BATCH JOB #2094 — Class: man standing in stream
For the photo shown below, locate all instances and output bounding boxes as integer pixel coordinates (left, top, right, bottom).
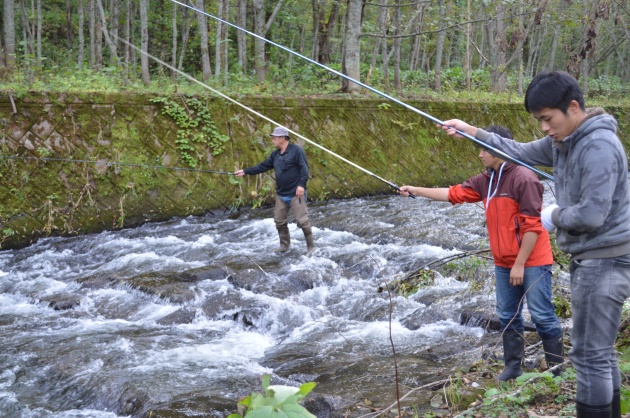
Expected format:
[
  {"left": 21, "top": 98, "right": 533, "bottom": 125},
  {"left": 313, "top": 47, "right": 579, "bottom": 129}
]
[
  {"left": 439, "top": 71, "right": 630, "bottom": 418},
  {"left": 235, "top": 126, "right": 315, "bottom": 256}
]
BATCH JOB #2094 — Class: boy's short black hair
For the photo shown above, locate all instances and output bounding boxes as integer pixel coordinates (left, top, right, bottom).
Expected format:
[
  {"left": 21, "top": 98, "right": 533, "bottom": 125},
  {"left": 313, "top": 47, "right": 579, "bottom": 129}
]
[
  {"left": 484, "top": 125, "right": 513, "bottom": 140},
  {"left": 524, "top": 71, "right": 585, "bottom": 114}
]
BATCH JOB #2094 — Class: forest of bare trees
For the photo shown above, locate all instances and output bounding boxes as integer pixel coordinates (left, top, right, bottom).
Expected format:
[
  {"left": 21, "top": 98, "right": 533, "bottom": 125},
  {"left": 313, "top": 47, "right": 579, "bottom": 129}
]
[{"left": 1, "top": 0, "right": 629, "bottom": 95}]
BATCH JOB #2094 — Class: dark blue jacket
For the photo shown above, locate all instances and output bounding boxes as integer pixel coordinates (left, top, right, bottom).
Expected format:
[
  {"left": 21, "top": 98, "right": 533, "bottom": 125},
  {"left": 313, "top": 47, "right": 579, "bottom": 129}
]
[{"left": 244, "top": 142, "right": 309, "bottom": 196}]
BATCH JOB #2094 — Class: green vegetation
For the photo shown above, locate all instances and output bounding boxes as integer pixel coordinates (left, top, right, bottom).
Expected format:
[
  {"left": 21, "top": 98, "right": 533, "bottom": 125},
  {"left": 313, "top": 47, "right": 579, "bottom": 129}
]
[
  {"left": 3, "top": 67, "right": 629, "bottom": 107},
  {"left": 228, "top": 374, "right": 317, "bottom": 418},
  {"left": 151, "top": 96, "right": 229, "bottom": 167}
]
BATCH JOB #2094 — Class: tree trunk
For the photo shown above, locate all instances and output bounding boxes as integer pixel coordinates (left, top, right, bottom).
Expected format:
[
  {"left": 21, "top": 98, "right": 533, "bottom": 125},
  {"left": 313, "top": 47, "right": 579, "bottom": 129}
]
[
  {"left": 237, "top": 0, "right": 247, "bottom": 74},
  {"left": 465, "top": 0, "right": 471, "bottom": 89},
  {"left": 317, "top": 0, "right": 341, "bottom": 64},
  {"left": 517, "top": 0, "right": 524, "bottom": 95},
  {"left": 124, "top": 0, "right": 131, "bottom": 76},
  {"left": 299, "top": 24, "right": 306, "bottom": 55},
  {"left": 19, "top": 0, "right": 36, "bottom": 58},
  {"left": 253, "top": 0, "right": 266, "bottom": 82},
  {"left": 433, "top": 0, "right": 447, "bottom": 92},
  {"left": 195, "top": 0, "right": 212, "bottom": 82},
  {"left": 546, "top": 26, "right": 559, "bottom": 71},
  {"left": 78, "top": 0, "right": 85, "bottom": 69},
  {"left": 66, "top": 0, "right": 74, "bottom": 47},
  {"left": 140, "top": 0, "right": 150, "bottom": 84},
  {"left": 109, "top": 0, "right": 119, "bottom": 65},
  {"left": 171, "top": 2, "right": 177, "bottom": 80},
  {"left": 380, "top": 0, "right": 389, "bottom": 91},
  {"left": 36, "top": 0, "right": 42, "bottom": 65},
  {"left": 215, "top": 0, "right": 224, "bottom": 79},
  {"left": 340, "top": 0, "right": 363, "bottom": 94},
  {"left": 0, "top": 32, "right": 5, "bottom": 70},
  {"left": 96, "top": 0, "right": 117, "bottom": 66},
  {"left": 3, "top": 0, "right": 16, "bottom": 69},
  {"left": 222, "top": 0, "right": 229, "bottom": 85},
  {"left": 311, "top": 0, "right": 320, "bottom": 61},
  {"left": 89, "top": 0, "right": 96, "bottom": 68},
  {"left": 129, "top": 0, "right": 135, "bottom": 66},
  {"left": 392, "top": 0, "right": 401, "bottom": 90},
  {"left": 491, "top": 0, "right": 507, "bottom": 92},
  {"left": 96, "top": 2, "right": 103, "bottom": 70},
  {"left": 177, "top": 6, "right": 191, "bottom": 71}
]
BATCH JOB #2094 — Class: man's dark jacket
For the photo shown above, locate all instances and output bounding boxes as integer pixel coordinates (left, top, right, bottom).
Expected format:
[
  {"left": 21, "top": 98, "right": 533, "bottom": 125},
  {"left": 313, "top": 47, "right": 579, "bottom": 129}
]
[{"left": 244, "top": 142, "right": 309, "bottom": 196}]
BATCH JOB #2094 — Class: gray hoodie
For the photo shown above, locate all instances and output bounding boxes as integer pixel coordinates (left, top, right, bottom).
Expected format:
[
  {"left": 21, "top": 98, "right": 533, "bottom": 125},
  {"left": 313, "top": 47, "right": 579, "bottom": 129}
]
[{"left": 475, "top": 108, "right": 630, "bottom": 258}]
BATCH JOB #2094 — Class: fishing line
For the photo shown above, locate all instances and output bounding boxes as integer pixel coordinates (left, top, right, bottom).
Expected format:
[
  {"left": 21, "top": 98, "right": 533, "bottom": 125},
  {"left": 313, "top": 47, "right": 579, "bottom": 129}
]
[
  {"left": 168, "top": 0, "right": 554, "bottom": 182},
  {"left": 0, "top": 155, "right": 234, "bottom": 175},
  {"left": 99, "top": 27, "right": 413, "bottom": 196}
]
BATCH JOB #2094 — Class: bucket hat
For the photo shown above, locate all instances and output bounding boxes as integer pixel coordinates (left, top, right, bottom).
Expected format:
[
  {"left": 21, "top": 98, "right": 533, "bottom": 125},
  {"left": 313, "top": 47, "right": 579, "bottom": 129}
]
[{"left": 270, "top": 127, "right": 290, "bottom": 138}]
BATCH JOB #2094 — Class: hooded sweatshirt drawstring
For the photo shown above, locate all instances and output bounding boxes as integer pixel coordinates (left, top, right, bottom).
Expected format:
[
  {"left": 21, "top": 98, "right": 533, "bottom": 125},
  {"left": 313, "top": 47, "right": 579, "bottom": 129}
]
[{"left": 486, "top": 162, "right": 507, "bottom": 211}]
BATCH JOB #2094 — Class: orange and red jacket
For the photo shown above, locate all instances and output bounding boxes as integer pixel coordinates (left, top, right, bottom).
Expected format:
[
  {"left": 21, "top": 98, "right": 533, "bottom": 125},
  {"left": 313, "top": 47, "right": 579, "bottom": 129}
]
[{"left": 447, "top": 163, "right": 553, "bottom": 269}]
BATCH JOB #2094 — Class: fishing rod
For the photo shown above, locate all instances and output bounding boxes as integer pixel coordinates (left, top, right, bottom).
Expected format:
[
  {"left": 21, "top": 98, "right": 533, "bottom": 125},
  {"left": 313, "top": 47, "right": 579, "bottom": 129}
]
[
  {"left": 100, "top": 26, "right": 413, "bottom": 197},
  {"left": 0, "top": 155, "right": 234, "bottom": 175},
  {"left": 169, "top": 0, "right": 554, "bottom": 182}
]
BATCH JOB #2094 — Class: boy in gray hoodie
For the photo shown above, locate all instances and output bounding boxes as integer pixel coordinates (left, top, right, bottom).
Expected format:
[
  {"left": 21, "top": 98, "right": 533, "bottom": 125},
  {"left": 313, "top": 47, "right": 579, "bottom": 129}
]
[{"left": 440, "top": 71, "right": 630, "bottom": 418}]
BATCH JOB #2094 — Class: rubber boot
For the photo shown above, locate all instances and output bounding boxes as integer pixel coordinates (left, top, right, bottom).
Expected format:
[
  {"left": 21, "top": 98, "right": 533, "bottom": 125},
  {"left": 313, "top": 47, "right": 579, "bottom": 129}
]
[
  {"left": 303, "top": 227, "right": 315, "bottom": 256},
  {"left": 575, "top": 400, "right": 612, "bottom": 418},
  {"left": 274, "top": 226, "right": 291, "bottom": 253},
  {"left": 542, "top": 333, "right": 564, "bottom": 377},
  {"left": 497, "top": 331, "right": 524, "bottom": 381},
  {"left": 612, "top": 388, "right": 621, "bottom": 418}
]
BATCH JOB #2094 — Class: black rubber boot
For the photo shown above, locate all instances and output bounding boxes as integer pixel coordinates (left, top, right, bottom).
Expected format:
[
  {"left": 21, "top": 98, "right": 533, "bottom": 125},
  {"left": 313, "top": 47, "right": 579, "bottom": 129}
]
[
  {"left": 612, "top": 388, "right": 621, "bottom": 418},
  {"left": 542, "top": 333, "right": 564, "bottom": 377},
  {"left": 575, "top": 400, "right": 612, "bottom": 418},
  {"left": 497, "top": 331, "right": 524, "bottom": 381},
  {"left": 274, "top": 226, "right": 291, "bottom": 253}
]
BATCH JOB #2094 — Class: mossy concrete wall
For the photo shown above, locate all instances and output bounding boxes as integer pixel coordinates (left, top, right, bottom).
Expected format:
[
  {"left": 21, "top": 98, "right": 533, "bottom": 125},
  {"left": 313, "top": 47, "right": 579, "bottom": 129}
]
[{"left": 1, "top": 92, "right": 628, "bottom": 250}]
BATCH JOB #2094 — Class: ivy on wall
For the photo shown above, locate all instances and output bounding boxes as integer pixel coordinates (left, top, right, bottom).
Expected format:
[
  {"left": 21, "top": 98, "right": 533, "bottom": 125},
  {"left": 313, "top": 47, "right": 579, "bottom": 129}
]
[{"left": 150, "top": 96, "right": 229, "bottom": 168}]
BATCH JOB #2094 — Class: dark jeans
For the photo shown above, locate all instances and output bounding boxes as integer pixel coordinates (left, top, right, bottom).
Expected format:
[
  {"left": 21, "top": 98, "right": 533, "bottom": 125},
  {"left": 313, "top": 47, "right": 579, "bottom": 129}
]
[
  {"left": 495, "top": 265, "right": 562, "bottom": 340},
  {"left": 569, "top": 255, "right": 630, "bottom": 405}
]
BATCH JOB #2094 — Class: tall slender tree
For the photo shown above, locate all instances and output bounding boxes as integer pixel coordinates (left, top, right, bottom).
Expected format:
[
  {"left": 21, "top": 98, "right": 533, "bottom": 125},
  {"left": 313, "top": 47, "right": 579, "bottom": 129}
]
[
  {"left": 109, "top": 0, "right": 119, "bottom": 65},
  {"left": 171, "top": 3, "right": 177, "bottom": 80},
  {"left": 140, "top": 0, "right": 150, "bottom": 84},
  {"left": 195, "top": 0, "right": 212, "bottom": 82},
  {"left": 433, "top": 0, "right": 447, "bottom": 92},
  {"left": 3, "top": 0, "right": 16, "bottom": 70},
  {"left": 340, "top": 0, "right": 363, "bottom": 93},
  {"left": 236, "top": 0, "right": 247, "bottom": 74},
  {"left": 78, "top": 0, "right": 85, "bottom": 69}
]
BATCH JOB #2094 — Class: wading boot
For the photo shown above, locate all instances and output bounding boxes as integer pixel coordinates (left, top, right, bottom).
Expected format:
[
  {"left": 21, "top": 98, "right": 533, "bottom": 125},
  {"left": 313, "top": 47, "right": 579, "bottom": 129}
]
[
  {"left": 274, "top": 226, "right": 291, "bottom": 253},
  {"left": 575, "top": 400, "right": 612, "bottom": 418},
  {"left": 497, "top": 331, "right": 524, "bottom": 381},
  {"left": 303, "top": 227, "right": 315, "bottom": 256},
  {"left": 542, "top": 333, "right": 564, "bottom": 377},
  {"left": 612, "top": 388, "right": 621, "bottom": 418}
]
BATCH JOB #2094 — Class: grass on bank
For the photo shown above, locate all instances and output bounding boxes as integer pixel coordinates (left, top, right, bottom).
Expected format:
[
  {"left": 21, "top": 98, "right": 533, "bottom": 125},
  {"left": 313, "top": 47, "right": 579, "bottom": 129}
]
[
  {"left": 2, "top": 66, "right": 630, "bottom": 107},
  {"left": 425, "top": 327, "right": 630, "bottom": 418}
]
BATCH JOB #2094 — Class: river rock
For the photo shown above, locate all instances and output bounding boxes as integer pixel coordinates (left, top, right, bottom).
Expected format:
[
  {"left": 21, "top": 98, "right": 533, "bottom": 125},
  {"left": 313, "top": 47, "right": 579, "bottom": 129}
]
[
  {"left": 40, "top": 293, "right": 82, "bottom": 310},
  {"left": 123, "top": 272, "right": 197, "bottom": 303},
  {"left": 156, "top": 308, "right": 196, "bottom": 325}
]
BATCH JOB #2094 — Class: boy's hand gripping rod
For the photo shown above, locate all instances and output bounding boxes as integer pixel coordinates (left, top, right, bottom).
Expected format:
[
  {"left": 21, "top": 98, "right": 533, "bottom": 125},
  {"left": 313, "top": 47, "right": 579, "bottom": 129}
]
[{"left": 169, "top": 0, "right": 554, "bottom": 183}]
